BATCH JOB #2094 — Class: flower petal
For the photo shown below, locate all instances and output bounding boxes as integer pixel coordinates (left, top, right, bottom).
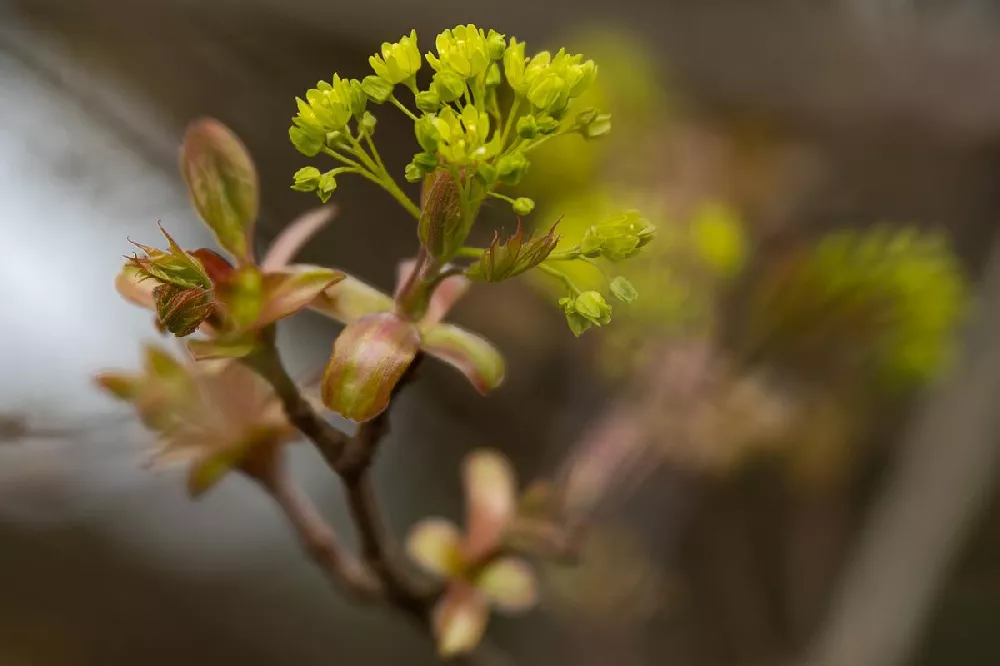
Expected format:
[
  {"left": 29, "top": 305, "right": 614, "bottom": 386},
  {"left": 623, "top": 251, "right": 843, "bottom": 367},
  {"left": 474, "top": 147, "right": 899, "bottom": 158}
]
[
  {"left": 310, "top": 276, "right": 395, "bottom": 324},
  {"left": 115, "top": 265, "right": 157, "bottom": 310},
  {"left": 462, "top": 449, "right": 516, "bottom": 562},
  {"left": 405, "top": 518, "right": 464, "bottom": 577},
  {"left": 321, "top": 313, "right": 420, "bottom": 422},
  {"left": 419, "top": 323, "right": 505, "bottom": 394},
  {"left": 256, "top": 265, "right": 346, "bottom": 327},
  {"left": 260, "top": 205, "right": 338, "bottom": 271},
  {"left": 433, "top": 583, "right": 489, "bottom": 658},
  {"left": 180, "top": 118, "right": 259, "bottom": 261},
  {"left": 476, "top": 557, "right": 538, "bottom": 614}
]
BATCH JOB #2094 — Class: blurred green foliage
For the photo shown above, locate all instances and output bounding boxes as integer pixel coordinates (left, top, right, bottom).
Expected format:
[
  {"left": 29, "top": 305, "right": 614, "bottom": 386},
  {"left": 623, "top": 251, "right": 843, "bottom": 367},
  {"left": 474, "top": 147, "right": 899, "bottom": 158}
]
[{"left": 744, "top": 227, "right": 968, "bottom": 390}]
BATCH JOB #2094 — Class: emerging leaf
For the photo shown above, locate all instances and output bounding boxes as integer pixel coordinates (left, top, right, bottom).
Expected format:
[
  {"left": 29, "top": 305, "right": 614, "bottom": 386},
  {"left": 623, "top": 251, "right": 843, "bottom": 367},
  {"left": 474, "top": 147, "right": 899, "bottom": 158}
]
[
  {"left": 419, "top": 170, "right": 465, "bottom": 260},
  {"left": 476, "top": 557, "right": 538, "bottom": 613},
  {"left": 462, "top": 449, "right": 516, "bottom": 562},
  {"left": 180, "top": 118, "right": 259, "bottom": 261},
  {"left": 433, "top": 584, "right": 489, "bottom": 658},
  {"left": 467, "top": 219, "right": 559, "bottom": 282},
  {"left": 128, "top": 223, "right": 212, "bottom": 291},
  {"left": 152, "top": 283, "right": 215, "bottom": 337},
  {"left": 406, "top": 518, "right": 465, "bottom": 577},
  {"left": 419, "top": 323, "right": 505, "bottom": 394},
  {"left": 321, "top": 313, "right": 420, "bottom": 422},
  {"left": 256, "top": 266, "right": 345, "bottom": 327},
  {"left": 311, "top": 276, "right": 395, "bottom": 324}
]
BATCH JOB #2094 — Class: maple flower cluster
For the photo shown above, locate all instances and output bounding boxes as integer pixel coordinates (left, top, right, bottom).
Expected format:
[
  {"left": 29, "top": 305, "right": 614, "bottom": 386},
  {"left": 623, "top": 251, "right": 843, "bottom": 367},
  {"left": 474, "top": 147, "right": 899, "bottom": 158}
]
[{"left": 95, "top": 26, "right": 656, "bottom": 657}]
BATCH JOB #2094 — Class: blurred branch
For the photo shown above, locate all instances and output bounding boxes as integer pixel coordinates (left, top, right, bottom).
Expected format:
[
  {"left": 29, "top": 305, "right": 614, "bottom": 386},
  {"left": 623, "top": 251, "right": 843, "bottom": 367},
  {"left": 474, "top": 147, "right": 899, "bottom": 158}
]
[
  {"left": 256, "top": 466, "right": 381, "bottom": 600},
  {"left": 250, "top": 343, "right": 507, "bottom": 665},
  {"left": 801, "top": 232, "right": 1000, "bottom": 666}
]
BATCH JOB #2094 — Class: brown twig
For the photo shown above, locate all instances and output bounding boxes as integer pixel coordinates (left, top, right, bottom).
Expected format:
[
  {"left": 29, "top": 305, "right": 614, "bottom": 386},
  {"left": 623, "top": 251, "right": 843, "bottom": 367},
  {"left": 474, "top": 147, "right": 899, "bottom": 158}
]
[
  {"left": 257, "top": 465, "right": 382, "bottom": 600},
  {"left": 248, "top": 343, "right": 469, "bottom": 654}
]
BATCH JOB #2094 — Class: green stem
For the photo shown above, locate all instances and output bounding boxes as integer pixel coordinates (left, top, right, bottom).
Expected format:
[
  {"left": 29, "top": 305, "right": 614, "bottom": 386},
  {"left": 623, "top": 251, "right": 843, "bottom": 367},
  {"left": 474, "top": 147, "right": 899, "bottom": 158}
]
[
  {"left": 322, "top": 146, "right": 365, "bottom": 171},
  {"left": 334, "top": 138, "right": 420, "bottom": 221},
  {"left": 538, "top": 262, "right": 581, "bottom": 295},
  {"left": 455, "top": 247, "right": 485, "bottom": 259},
  {"left": 499, "top": 95, "right": 522, "bottom": 152},
  {"left": 363, "top": 132, "right": 387, "bottom": 173},
  {"left": 345, "top": 132, "right": 382, "bottom": 175},
  {"left": 389, "top": 94, "right": 420, "bottom": 122},
  {"left": 547, "top": 246, "right": 582, "bottom": 261},
  {"left": 487, "top": 191, "right": 517, "bottom": 205}
]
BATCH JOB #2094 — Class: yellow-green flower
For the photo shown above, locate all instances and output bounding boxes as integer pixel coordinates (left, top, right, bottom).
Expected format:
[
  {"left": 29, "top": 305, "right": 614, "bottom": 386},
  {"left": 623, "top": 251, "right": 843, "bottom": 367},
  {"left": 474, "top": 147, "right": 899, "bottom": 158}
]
[
  {"left": 369, "top": 29, "right": 422, "bottom": 85},
  {"left": 407, "top": 450, "right": 538, "bottom": 657},
  {"left": 426, "top": 24, "right": 491, "bottom": 80},
  {"left": 290, "top": 75, "right": 366, "bottom": 155}
]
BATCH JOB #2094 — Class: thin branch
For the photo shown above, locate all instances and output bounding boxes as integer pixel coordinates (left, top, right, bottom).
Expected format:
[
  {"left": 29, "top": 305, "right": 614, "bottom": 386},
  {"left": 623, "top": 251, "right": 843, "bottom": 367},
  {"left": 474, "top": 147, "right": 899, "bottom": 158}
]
[{"left": 258, "top": 467, "right": 382, "bottom": 600}]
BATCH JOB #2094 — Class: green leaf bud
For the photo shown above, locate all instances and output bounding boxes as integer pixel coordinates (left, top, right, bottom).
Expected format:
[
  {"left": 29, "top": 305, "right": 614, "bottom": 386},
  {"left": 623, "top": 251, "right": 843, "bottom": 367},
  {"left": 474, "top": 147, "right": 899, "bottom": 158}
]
[{"left": 180, "top": 118, "right": 259, "bottom": 261}]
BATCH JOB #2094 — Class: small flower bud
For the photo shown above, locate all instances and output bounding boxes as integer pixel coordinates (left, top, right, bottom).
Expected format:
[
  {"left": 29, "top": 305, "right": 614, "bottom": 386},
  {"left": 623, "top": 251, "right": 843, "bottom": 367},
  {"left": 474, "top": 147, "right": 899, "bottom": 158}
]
[
  {"left": 559, "top": 290, "right": 612, "bottom": 336},
  {"left": 512, "top": 197, "right": 535, "bottom": 216},
  {"left": 516, "top": 115, "right": 538, "bottom": 139},
  {"left": 289, "top": 126, "right": 323, "bottom": 157},
  {"left": 433, "top": 70, "right": 467, "bottom": 103},
  {"left": 527, "top": 72, "right": 563, "bottom": 112},
  {"left": 495, "top": 152, "right": 529, "bottom": 186},
  {"left": 415, "top": 115, "right": 443, "bottom": 153},
  {"left": 575, "top": 291, "right": 612, "bottom": 323},
  {"left": 610, "top": 276, "right": 638, "bottom": 303},
  {"left": 405, "top": 163, "right": 422, "bottom": 183},
  {"left": 486, "top": 30, "right": 506, "bottom": 61},
  {"left": 291, "top": 166, "right": 322, "bottom": 192},
  {"left": 415, "top": 88, "right": 442, "bottom": 113},
  {"left": 580, "top": 112, "right": 612, "bottom": 139},
  {"left": 317, "top": 171, "right": 338, "bottom": 203},
  {"left": 536, "top": 116, "right": 561, "bottom": 135},
  {"left": 359, "top": 110, "right": 378, "bottom": 135},
  {"left": 362, "top": 75, "right": 393, "bottom": 104},
  {"left": 575, "top": 107, "right": 598, "bottom": 126},
  {"left": 503, "top": 39, "right": 527, "bottom": 92}
]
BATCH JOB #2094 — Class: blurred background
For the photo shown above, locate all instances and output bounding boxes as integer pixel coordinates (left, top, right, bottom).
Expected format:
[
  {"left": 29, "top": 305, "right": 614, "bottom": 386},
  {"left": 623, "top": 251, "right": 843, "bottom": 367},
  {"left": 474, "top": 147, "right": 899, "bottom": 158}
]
[{"left": 3, "top": 1, "right": 1000, "bottom": 664}]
